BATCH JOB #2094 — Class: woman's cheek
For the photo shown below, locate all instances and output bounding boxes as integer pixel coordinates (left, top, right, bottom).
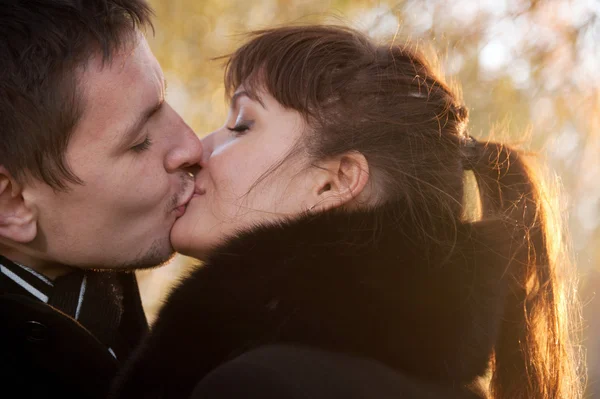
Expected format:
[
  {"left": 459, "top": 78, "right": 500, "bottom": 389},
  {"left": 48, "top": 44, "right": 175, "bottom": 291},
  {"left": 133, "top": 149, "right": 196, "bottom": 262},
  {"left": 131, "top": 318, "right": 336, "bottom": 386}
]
[{"left": 212, "top": 160, "right": 251, "bottom": 198}]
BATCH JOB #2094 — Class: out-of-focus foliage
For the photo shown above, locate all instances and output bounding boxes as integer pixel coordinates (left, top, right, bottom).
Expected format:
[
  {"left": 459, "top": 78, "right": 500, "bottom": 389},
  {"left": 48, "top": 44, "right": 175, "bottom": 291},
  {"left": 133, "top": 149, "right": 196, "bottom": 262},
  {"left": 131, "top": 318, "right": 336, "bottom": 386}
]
[{"left": 137, "top": 0, "right": 600, "bottom": 395}]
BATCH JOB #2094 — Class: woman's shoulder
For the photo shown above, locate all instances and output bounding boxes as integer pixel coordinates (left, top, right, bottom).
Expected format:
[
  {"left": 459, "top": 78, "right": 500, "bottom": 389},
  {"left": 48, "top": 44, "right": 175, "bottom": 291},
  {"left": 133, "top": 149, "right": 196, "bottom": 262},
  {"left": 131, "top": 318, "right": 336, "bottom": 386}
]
[{"left": 189, "top": 344, "right": 482, "bottom": 399}]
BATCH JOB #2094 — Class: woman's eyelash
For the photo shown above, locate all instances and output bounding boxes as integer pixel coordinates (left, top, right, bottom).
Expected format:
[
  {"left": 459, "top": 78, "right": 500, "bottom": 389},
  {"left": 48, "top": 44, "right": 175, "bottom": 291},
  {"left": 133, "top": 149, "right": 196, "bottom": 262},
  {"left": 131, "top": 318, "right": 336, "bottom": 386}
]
[
  {"left": 227, "top": 121, "right": 252, "bottom": 134},
  {"left": 131, "top": 137, "right": 153, "bottom": 153},
  {"left": 228, "top": 124, "right": 249, "bottom": 132}
]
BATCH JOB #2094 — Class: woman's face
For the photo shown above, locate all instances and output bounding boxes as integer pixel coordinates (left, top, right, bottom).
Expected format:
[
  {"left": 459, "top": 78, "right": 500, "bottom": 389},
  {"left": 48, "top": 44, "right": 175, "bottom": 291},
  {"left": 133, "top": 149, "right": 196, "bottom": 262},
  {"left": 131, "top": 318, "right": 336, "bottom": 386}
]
[{"left": 170, "top": 88, "right": 318, "bottom": 258}]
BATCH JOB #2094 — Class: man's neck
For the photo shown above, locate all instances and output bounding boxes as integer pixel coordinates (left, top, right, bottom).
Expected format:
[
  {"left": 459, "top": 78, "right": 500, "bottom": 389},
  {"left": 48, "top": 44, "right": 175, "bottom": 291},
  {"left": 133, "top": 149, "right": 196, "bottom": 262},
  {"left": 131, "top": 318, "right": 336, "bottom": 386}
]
[{"left": 0, "top": 248, "right": 74, "bottom": 281}]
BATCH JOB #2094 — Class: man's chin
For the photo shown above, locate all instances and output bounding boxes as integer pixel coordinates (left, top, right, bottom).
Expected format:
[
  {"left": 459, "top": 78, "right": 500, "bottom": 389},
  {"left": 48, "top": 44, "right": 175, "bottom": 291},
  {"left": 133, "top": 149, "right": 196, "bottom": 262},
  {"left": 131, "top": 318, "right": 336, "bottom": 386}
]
[
  {"left": 118, "top": 240, "right": 177, "bottom": 271},
  {"left": 129, "top": 252, "right": 177, "bottom": 271}
]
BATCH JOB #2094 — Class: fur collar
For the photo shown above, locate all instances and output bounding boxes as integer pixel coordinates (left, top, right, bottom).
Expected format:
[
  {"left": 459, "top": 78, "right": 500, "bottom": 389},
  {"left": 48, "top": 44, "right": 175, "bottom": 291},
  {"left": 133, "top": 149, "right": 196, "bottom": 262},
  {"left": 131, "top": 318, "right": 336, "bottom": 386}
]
[{"left": 112, "top": 202, "right": 515, "bottom": 398}]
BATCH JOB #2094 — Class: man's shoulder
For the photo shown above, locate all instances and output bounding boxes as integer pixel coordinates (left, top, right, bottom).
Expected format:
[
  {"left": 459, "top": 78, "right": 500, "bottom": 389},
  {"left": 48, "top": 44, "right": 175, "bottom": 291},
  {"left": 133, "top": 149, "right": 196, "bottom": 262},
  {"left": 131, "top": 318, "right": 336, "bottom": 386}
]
[
  {"left": 0, "top": 292, "right": 119, "bottom": 399},
  {"left": 0, "top": 291, "right": 117, "bottom": 364}
]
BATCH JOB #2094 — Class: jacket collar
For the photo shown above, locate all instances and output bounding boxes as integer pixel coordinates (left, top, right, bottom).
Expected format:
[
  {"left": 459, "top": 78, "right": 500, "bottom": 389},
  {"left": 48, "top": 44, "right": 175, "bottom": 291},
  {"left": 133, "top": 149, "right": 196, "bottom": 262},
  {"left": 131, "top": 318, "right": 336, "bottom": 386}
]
[
  {"left": 0, "top": 255, "right": 147, "bottom": 360},
  {"left": 116, "top": 201, "right": 516, "bottom": 397}
]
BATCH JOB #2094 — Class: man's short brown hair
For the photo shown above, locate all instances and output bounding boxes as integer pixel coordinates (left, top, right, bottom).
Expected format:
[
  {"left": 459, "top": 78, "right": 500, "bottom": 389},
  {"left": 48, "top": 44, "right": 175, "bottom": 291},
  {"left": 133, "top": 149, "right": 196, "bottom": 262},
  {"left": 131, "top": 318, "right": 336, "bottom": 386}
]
[{"left": 0, "top": 0, "right": 153, "bottom": 190}]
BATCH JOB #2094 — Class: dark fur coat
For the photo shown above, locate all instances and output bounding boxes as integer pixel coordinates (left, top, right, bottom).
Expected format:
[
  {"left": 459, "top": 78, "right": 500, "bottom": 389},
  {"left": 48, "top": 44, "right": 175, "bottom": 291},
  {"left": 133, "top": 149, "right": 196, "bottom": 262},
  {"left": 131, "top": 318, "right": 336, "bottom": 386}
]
[{"left": 111, "top": 201, "right": 516, "bottom": 398}]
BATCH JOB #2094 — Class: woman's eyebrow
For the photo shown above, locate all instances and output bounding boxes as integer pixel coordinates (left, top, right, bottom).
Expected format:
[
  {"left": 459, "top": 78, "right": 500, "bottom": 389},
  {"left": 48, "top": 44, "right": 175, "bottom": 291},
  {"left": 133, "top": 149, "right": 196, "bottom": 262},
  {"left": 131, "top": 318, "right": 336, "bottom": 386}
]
[{"left": 230, "top": 90, "right": 266, "bottom": 110}]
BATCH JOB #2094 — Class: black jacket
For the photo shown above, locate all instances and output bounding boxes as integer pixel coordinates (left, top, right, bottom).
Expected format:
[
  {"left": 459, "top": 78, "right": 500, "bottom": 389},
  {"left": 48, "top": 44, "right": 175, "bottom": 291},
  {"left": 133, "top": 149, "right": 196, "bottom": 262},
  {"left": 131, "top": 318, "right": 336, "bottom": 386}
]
[
  {"left": 112, "top": 202, "right": 518, "bottom": 399},
  {"left": 0, "top": 271, "right": 147, "bottom": 399}
]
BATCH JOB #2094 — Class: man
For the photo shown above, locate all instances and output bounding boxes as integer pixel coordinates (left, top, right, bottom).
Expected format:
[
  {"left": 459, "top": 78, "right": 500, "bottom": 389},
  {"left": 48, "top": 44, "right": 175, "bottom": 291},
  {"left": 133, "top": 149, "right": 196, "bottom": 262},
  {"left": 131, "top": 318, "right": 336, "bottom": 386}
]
[{"left": 0, "top": 1, "right": 203, "bottom": 398}]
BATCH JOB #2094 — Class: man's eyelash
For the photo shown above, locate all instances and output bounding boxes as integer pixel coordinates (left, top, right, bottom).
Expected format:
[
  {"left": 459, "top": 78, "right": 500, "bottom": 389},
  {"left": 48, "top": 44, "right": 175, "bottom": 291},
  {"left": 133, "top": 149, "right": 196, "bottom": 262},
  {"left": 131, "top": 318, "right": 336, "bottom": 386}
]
[{"left": 131, "top": 137, "right": 153, "bottom": 153}]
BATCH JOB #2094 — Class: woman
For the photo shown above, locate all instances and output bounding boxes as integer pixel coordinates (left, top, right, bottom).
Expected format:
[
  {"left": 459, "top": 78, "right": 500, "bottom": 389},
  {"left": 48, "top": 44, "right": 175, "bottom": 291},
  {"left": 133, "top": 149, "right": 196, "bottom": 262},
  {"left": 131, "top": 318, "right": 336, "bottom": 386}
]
[{"left": 111, "top": 25, "right": 582, "bottom": 399}]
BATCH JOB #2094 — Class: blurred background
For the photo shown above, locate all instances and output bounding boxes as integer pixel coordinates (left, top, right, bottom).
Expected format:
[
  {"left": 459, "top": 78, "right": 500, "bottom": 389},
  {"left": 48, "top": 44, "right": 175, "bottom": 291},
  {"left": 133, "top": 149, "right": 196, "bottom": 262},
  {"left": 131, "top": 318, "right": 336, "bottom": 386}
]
[{"left": 136, "top": 0, "right": 600, "bottom": 396}]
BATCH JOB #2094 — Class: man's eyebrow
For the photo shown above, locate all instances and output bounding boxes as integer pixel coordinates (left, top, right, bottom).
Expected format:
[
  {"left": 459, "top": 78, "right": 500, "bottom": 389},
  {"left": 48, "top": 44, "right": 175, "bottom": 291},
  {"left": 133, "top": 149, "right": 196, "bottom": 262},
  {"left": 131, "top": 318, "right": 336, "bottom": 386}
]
[
  {"left": 230, "top": 90, "right": 266, "bottom": 110},
  {"left": 120, "top": 78, "right": 166, "bottom": 146}
]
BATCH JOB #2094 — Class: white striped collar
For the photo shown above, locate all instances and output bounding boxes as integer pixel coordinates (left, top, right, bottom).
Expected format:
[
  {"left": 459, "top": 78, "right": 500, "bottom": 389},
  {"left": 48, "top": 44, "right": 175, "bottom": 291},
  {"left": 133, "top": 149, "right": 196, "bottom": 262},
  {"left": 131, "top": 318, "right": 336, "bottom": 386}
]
[
  {"left": 0, "top": 264, "right": 50, "bottom": 302},
  {"left": 13, "top": 261, "right": 54, "bottom": 285},
  {"left": 0, "top": 257, "right": 54, "bottom": 303},
  {"left": 0, "top": 258, "right": 89, "bottom": 322},
  {"left": 0, "top": 256, "right": 117, "bottom": 358}
]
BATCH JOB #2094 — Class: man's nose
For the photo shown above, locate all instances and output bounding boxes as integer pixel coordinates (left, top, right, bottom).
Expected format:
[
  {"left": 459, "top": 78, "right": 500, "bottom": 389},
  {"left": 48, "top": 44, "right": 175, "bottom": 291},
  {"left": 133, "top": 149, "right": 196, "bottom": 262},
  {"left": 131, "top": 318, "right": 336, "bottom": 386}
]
[{"left": 165, "top": 126, "right": 203, "bottom": 173}]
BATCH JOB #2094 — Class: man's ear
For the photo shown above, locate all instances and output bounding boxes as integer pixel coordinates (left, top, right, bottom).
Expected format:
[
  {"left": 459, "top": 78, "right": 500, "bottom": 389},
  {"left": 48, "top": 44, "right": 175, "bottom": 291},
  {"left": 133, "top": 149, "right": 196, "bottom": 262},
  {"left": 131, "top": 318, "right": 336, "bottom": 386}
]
[
  {"left": 0, "top": 166, "right": 37, "bottom": 243},
  {"left": 309, "top": 152, "right": 370, "bottom": 212}
]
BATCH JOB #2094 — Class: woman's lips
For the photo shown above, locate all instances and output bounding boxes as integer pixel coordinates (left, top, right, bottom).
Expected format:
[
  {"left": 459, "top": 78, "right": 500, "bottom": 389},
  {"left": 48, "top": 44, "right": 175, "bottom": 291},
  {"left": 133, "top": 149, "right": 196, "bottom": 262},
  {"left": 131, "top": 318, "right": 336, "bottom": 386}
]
[
  {"left": 174, "top": 204, "right": 187, "bottom": 217},
  {"left": 193, "top": 188, "right": 206, "bottom": 197}
]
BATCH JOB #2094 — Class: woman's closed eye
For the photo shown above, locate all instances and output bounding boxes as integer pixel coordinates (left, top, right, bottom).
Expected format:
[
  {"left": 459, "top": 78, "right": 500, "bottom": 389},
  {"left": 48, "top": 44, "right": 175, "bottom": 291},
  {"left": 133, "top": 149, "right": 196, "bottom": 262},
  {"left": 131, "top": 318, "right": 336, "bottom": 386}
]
[{"left": 227, "top": 120, "right": 253, "bottom": 136}]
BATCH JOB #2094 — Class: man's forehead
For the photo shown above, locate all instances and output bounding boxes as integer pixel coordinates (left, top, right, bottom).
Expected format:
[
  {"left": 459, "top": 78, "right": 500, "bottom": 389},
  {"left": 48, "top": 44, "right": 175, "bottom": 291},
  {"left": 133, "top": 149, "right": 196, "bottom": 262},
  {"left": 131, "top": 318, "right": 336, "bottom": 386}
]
[
  {"left": 80, "top": 36, "right": 161, "bottom": 93},
  {"left": 72, "top": 36, "right": 164, "bottom": 144}
]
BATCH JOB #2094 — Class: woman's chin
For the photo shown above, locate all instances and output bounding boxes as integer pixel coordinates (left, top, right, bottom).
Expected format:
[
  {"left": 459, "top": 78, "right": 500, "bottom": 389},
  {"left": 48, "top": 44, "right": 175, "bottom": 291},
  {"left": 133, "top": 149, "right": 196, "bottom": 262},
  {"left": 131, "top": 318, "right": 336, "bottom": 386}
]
[
  {"left": 171, "top": 238, "right": 208, "bottom": 261},
  {"left": 170, "top": 221, "right": 202, "bottom": 259},
  {"left": 171, "top": 225, "right": 222, "bottom": 262}
]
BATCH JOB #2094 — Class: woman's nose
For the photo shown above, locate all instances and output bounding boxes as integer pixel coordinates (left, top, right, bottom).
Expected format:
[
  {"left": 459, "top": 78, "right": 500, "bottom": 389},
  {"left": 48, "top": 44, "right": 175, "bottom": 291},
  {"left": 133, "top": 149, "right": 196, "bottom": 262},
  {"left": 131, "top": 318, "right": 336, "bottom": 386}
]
[{"left": 199, "top": 131, "right": 219, "bottom": 167}]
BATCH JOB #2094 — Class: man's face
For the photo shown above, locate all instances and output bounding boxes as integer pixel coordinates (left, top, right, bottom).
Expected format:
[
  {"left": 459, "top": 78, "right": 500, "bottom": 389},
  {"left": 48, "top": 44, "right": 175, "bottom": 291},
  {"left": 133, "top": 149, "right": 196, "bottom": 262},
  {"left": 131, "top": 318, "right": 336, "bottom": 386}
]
[{"left": 21, "top": 35, "right": 202, "bottom": 270}]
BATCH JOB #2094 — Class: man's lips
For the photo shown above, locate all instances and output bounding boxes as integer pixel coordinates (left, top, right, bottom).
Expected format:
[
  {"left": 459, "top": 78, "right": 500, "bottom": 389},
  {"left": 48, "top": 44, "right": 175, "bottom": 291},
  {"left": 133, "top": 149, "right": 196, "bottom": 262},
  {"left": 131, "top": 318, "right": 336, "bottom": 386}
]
[
  {"left": 173, "top": 184, "right": 196, "bottom": 217},
  {"left": 174, "top": 186, "right": 206, "bottom": 217}
]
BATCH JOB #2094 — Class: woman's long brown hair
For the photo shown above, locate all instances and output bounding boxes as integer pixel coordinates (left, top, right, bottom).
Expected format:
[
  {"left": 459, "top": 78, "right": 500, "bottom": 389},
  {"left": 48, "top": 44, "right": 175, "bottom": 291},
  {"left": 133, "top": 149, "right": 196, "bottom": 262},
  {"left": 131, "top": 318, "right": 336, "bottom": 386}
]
[
  {"left": 469, "top": 142, "right": 583, "bottom": 398},
  {"left": 223, "top": 24, "right": 584, "bottom": 399}
]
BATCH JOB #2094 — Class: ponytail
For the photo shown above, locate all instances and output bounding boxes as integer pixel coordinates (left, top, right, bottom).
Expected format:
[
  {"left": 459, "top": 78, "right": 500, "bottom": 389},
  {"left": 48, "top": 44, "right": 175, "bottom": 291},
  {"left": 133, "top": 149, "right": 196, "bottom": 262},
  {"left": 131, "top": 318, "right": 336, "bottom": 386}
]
[{"left": 467, "top": 139, "right": 582, "bottom": 399}]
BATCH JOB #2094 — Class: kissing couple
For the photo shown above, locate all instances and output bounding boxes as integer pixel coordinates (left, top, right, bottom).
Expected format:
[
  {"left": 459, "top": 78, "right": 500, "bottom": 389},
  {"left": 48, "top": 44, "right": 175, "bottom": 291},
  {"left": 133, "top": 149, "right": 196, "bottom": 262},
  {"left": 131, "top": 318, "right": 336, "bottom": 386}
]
[{"left": 0, "top": 1, "right": 582, "bottom": 399}]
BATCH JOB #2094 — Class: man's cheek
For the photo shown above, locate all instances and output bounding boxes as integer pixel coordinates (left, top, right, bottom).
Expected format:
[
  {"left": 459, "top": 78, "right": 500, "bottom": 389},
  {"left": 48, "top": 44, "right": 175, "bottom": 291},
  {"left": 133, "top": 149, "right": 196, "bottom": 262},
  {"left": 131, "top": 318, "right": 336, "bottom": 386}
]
[{"left": 117, "top": 179, "right": 169, "bottom": 213}]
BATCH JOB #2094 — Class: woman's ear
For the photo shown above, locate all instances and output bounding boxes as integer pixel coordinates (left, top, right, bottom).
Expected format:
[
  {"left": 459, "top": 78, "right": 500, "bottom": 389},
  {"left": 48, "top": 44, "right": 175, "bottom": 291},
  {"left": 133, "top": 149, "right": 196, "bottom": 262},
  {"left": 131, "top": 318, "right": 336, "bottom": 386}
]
[
  {"left": 0, "top": 166, "right": 37, "bottom": 243},
  {"left": 309, "top": 152, "right": 370, "bottom": 212}
]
